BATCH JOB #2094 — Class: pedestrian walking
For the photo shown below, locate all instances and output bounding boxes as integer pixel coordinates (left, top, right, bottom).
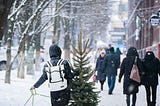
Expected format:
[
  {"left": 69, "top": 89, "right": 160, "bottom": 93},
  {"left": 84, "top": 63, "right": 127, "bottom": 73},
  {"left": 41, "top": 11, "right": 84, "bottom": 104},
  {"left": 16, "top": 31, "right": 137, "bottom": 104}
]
[
  {"left": 141, "top": 51, "right": 160, "bottom": 106},
  {"left": 30, "top": 44, "right": 78, "bottom": 106},
  {"left": 102, "top": 47, "right": 119, "bottom": 94},
  {"left": 118, "top": 47, "right": 143, "bottom": 106},
  {"left": 115, "top": 47, "right": 122, "bottom": 68},
  {"left": 95, "top": 50, "right": 106, "bottom": 91}
]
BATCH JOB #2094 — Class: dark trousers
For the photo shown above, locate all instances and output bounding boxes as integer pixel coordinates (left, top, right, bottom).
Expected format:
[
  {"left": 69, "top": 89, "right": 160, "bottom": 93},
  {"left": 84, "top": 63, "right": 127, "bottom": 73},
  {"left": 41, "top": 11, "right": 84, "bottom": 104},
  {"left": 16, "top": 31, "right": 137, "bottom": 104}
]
[
  {"left": 50, "top": 88, "right": 70, "bottom": 106},
  {"left": 145, "top": 85, "right": 157, "bottom": 106},
  {"left": 100, "top": 80, "right": 105, "bottom": 90},
  {"left": 107, "top": 75, "right": 116, "bottom": 94},
  {"left": 126, "top": 94, "right": 137, "bottom": 106}
]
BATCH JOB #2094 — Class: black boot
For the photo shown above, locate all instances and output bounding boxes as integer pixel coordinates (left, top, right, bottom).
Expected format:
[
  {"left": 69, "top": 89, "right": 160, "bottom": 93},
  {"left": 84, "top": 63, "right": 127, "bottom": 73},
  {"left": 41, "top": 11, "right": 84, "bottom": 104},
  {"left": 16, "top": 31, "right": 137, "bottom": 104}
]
[
  {"left": 147, "top": 102, "right": 151, "bottom": 106},
  {"left": 101, "top": 85, "right": 103, "bottom": 91},
  {"left": 150, "top": 102, "right": 156, "bottom": 106}
]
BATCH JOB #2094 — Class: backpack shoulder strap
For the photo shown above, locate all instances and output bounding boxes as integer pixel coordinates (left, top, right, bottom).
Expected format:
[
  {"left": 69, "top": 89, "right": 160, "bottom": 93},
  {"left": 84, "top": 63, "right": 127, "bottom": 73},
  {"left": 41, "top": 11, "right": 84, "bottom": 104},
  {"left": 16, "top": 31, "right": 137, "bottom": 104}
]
[
  {"left": 57, "top": 59, "right": 64, "bottom": 66},
  {"left": 46, "top": 61, "right": 53, "bottom": 67}
]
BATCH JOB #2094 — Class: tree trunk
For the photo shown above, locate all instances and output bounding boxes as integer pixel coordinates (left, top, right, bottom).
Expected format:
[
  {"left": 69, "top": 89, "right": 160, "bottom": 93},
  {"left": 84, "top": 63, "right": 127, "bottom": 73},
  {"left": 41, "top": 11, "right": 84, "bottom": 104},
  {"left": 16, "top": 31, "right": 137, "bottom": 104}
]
[
  {"left": 35, "top": 33, "right": 41, "bottom": 72},
  {"left": 0, "top": 1, "right": 14, "bottom": 44},
  {"left": 35, "top": 51, "right": 41, "bottom": 71},
  {"left": 17, "top": 51, "right": 25, "bottom": 79},
  {"left": 53, "top": 0, "right": 61, "bottom": 44},
  {"left": 4, "top": 15, "right": 14, "bottom": 83},
  {"left": 5, "top": 40, "right": 12, "bottom": 83},
  {"left": 26, "top": 46, "right": 35, "bottom": 75},
  {"left": 17, "top": 36, "right": 25, "bottom": 79}
]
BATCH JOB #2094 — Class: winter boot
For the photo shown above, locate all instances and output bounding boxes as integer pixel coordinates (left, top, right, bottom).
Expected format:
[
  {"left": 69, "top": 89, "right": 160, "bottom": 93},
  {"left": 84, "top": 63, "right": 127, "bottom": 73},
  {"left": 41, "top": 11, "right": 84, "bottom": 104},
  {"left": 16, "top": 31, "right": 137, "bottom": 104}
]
[
  {"left": 150, "top": 102, "right": 156, "bottom": 106},
  {"left": 101, "top": 85, "right": 103, "bottom": 91}
]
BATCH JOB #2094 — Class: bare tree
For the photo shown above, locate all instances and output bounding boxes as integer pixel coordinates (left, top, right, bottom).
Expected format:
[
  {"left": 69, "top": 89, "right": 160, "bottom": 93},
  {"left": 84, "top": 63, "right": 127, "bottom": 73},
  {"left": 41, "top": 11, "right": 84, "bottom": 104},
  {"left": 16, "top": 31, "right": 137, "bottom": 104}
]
[
  {"left": 0, "top": 0, "right": 15, "bottom": 45},
  {"left": 4, "top": 0, "right": 53, "bottom": 83}
]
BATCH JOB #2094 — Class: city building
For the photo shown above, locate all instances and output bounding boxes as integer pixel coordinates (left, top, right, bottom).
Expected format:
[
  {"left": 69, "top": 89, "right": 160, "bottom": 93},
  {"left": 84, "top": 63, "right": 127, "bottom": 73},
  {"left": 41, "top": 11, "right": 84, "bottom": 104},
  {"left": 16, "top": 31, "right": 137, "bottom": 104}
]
[{"left": 127, "top": 0, "right": 160, "bottom": 59}]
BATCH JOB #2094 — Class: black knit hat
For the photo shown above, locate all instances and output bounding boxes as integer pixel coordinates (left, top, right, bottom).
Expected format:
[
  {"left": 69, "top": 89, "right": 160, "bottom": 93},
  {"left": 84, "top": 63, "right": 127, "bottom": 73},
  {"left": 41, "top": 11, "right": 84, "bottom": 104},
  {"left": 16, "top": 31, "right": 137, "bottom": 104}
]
[{"left": 49, "top": 44, "right": 62, "bottom": 58}]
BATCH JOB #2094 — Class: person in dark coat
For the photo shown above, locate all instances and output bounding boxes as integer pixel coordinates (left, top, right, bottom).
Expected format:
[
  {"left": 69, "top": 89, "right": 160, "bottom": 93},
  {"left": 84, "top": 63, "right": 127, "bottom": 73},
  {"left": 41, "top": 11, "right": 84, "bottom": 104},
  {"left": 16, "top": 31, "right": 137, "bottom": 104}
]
[
  {"left": 141, "top": 51, "right": 160, "bottom": 106},
  {"left": 95, "top": 50, "right": 106, "bottom": 91},
  {"left": 118, "top": 47, "right": 143, "bottom": 106},
  {"left": 30, "top": 44, "right": 78, "bottom": 106},
  {"left": 102, "top": 47, "right": 119, "bottom": 94},
  {"left": 115, "top": 47, "right": 122, "bottom": 68}
]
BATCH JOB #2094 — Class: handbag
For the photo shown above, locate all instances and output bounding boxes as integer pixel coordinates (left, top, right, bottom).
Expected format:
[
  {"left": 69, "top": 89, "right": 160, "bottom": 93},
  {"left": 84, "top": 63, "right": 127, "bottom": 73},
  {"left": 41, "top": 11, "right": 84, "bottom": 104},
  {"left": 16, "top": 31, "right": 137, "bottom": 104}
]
[
  {"left": 130, "top": 57, "right": 141, "bottom": 83},
  {"left": 93, "top": 74, "right": 97, "bottom": 82}
]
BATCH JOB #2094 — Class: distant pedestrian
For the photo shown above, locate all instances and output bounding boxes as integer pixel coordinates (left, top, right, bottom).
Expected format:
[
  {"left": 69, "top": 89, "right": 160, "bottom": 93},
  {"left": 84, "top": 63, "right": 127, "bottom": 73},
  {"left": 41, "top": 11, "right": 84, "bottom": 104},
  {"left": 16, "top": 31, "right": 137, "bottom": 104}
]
[
  {"left": 102, "top": 47, "right": 119, "bottom": 94},
  {"left": 95, "top": 50, "right": 106, "bottom": 91},
  {"left": 105, "top": 44, "right": 112, "bottom": 54},
  {"left": 118, "top": 47, "right": 143, "bottom": 106},
  {"left": 115, "top": 47, "right": 122, "bottom": 68},
  {"left": 30, "top": 44, "right": 78, "bottom": 106},
  {"left": 141, "top": 51, "right": 160, "bottom": 106}
]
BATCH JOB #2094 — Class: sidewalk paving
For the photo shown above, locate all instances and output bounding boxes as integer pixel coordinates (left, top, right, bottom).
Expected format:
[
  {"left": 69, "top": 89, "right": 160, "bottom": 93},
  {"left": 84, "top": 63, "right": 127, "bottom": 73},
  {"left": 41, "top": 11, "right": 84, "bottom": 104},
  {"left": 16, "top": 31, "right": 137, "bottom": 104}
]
[
  {"left": 96, "top": 77, "right": 160, "bottom": 106},
  {"left": 0, "top": 70, "right": 160, "bottom": 106}
]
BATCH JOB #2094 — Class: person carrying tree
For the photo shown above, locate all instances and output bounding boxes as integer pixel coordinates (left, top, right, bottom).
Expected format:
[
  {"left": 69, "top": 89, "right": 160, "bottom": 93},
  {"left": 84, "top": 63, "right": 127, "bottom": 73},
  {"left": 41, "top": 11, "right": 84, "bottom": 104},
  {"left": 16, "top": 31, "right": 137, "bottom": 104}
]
[{"left": 30, "top": 44, "right": 79, "bottom": 106}]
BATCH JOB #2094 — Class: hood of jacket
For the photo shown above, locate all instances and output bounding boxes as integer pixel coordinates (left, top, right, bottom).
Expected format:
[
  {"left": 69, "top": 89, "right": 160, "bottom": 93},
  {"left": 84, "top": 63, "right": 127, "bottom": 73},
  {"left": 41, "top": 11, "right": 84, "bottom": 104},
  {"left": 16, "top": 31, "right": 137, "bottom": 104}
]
[
  {"left": 144, "top": 51, "right": 155, "bottom": 61},
  {"left": 49, "top": 44, "right": 62, "bottom": 58},
  {"left": 126, "top": 47, "right": 138, "bottom": 57}
]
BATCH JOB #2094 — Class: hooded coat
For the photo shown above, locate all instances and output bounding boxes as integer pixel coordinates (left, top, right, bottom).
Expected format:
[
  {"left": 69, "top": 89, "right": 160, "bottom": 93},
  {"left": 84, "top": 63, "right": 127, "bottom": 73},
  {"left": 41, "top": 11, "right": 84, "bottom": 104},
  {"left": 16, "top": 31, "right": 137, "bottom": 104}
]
[
  {"left": 119, "top": 47, "right": 143, "bottom": 94},
  {"left": 141, "top": 51, "right": 160, "bottom": 86},
  {"left": 33, "top": 44, "right": 75, "bottom": 105},
  {"left": 34, "top": 44, "right": 74, "bottom": 88}
]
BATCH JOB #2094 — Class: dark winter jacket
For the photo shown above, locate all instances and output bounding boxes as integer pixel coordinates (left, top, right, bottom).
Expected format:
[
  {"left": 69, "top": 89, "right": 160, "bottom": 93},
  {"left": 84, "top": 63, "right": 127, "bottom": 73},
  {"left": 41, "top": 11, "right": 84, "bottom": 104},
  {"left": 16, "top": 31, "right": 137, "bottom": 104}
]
[
  {"left": 141, "top": 51, "right": 160, "bottom": 86},
  {"left": 119, "top": 47, "right": 143, "bottom": 94},
  {"left": 115, "top": 47, "right": 122, "bottom": 67},
  {"left": 34, "top": 44, "right": 75, "bottom": 89},
  {"left": 95, "top": 55, "right": 106, "bottom": 81},
  {"left": 102, "top": 48, "right": 119, "bottom": 76}
]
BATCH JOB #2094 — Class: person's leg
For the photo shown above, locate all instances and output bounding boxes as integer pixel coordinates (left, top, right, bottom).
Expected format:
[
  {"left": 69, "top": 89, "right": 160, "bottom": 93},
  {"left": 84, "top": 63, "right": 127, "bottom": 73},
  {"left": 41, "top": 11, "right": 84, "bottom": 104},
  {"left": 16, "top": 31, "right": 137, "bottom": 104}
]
[
  {"left": 108, "top": 75, "right": 116, "bottom": 94},
  {"left": 126, "top": 94, "right": 130, "bottom": 106},
  {"left": 145, "top": 85, "right": 151, "bottom": 106},
  {"left": 107, "top": 75, "right": 111, "bottom": 89},
  {"left": 132, "top": 93, "right": 137, "bottom": 106},
  {"left": 151, "top": 85, "right": 157, "bottom": 106},
  {"left": 50, "top": 91, "right": 58, "bottom": 106},
  {"left": 100, "top": 80, "right": 105, "bottom": 91}
]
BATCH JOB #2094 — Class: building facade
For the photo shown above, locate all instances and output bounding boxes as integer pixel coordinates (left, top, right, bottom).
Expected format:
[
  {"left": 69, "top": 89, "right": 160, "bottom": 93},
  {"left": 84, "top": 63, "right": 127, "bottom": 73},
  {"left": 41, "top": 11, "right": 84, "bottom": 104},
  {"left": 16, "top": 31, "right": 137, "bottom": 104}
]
[{"left": 127, "top": 0, "right": 160, "bottom": 59}]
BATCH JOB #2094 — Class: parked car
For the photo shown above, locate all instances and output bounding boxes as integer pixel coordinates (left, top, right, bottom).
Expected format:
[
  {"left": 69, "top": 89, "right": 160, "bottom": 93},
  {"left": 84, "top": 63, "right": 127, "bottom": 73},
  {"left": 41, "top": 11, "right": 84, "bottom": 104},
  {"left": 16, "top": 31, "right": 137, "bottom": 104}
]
[
  {"left": 0, "top": 60, "right": 6, "bottom": 70},
  {"left": 0, "top": 47, "right": 18, "bottom": 71}
]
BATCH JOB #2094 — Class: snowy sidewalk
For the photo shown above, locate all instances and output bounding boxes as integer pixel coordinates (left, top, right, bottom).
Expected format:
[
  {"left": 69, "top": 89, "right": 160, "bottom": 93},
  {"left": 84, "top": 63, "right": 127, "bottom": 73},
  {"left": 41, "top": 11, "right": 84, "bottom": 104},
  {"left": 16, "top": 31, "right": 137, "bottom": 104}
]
[
  {"left": 96, "top": 78, "right": 160, "bottom": 106},
  {"left": 0, "top": 70, "right": 160, "bottom": 106}
]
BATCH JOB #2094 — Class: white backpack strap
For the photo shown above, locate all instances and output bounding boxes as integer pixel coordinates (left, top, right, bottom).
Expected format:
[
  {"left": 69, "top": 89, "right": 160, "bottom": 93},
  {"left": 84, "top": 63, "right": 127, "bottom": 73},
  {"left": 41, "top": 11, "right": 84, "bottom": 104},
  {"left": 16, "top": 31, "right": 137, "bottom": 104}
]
[
  {"left": 57, "top": 59, "right": 63, "bottom": 65},
  {"left": 46, "top": 61, "right": 52, "bottom": 83},
  {"left": 59, "top": 59, "right": 64, "bottom": 66},
  {"left": 46, "top": 61, "right": 53, "bottom": 67}
]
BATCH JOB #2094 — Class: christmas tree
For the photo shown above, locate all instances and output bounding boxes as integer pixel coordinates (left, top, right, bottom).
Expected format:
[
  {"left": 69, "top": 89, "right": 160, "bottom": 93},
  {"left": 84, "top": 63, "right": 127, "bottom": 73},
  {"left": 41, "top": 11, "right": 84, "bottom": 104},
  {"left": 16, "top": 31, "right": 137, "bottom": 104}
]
[{"left": 69, "top": 26, "right": 99, "bottom": 106}]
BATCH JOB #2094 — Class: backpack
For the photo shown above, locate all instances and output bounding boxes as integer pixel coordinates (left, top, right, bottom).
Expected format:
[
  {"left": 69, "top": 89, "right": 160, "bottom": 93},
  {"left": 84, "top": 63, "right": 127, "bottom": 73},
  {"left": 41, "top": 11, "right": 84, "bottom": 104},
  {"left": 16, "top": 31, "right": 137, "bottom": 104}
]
[{"left": 45, "top": 59, "right": 67, "bottom": 91}]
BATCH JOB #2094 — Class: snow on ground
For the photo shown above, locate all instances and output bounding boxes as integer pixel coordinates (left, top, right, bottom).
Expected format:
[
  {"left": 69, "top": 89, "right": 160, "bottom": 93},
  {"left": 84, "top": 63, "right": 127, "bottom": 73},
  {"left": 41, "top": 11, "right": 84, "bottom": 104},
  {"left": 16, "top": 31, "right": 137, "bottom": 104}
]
[{"left": 0, "top": 68, "right": 160, "bottom": 106}]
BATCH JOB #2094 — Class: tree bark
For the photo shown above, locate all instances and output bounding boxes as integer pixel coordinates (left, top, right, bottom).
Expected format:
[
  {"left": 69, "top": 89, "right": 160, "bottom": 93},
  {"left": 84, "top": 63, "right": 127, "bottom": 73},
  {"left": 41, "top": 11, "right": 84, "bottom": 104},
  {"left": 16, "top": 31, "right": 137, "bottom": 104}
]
[
  {"left": 0, "top": 0, "right": 14, "bottom": 44},
  {"left": 17, "top": 36, "right": 26, "bottom": 79},
  {"left": 5, "top": 39, "right": 12, "bottom": 83},
  {"left": 17, "top": 51, "right": 25, "bottom": 79}
]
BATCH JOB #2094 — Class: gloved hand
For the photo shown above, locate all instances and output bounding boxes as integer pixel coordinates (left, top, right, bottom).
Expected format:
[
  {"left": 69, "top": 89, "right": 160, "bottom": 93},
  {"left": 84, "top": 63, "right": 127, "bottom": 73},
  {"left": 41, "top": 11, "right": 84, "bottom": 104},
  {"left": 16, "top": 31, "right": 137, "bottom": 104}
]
[
  {"left": 30, "top": 86, "right": 35, "bottom": 90},
  {"left": 118, "top": 78, "right": 121, "bottom": 83}
]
